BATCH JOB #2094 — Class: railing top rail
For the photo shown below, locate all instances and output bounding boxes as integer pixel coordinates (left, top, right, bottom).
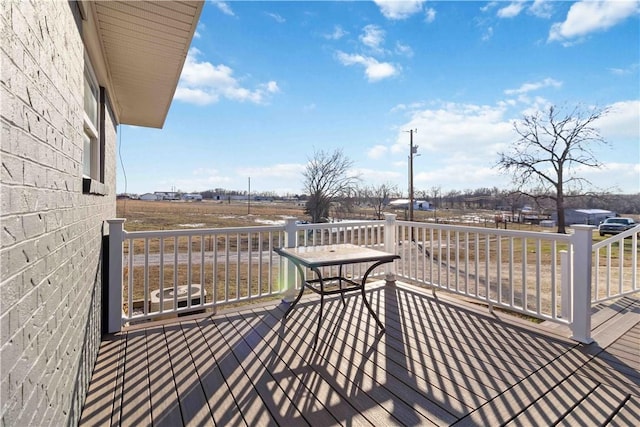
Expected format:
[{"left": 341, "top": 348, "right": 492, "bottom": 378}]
[
  {"left": 124, "top": 224, "right": 285, "bottom": 239},
  {"left": 301, "top": 220, "right": 385, "bottom": 230},
  {"left": 122, "top": 220, "right": 386, "bottom": 240},
  {"left": 592, "top": 224, "right": 640, "bottom": 250},
  {"left": 396, "top": 220, "right": 573, "bottom": 241}
]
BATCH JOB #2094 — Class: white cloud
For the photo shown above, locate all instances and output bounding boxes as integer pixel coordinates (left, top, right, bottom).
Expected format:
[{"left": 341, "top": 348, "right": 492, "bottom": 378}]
[
  {"left": 504, "top": 78, "right": 562, "bottom": 95},
  {"left": 395, "top": 41, "right": 414, "bottom": 57},
  {"left": 608, "top": 63, "right": 639, "bottom": 75},
  {"left": 335, "top": 51, "right": 399, "bottom": 82},
  {"left": 597, "top": 100, "right": 640, "bottom": 140},
  {"left": 481, "top": 2, "right": 499, "bottom": 13},
  {"left": 391, "top": 99, "right": 640, "bottom": 193},
  {"left": 482, "top": 26, "right": 494, "bottom": 41},
  {"left": 425, "top": 7, "right": 436, "bottom": 23},
  {"left": 237, "top": 163, "right": 305, "bottom": 179},
  {"left": 497, "top": 1, "right": 526, "bottom": 18},
  {"left": 374, "top": 0, "right": 426, "bottom": 20},
  {"left": 175, "top": 48, "right": 279, "bottom": 105},
  {"left": 173, "top": 87, "right": 219, "bottom": 105},
  {"left": 213, "top": 1, "right": 234, "bottom": 16},
  {"left": 354, "top": 167, "right": 402, "bottom": 183},
  {"left": 360, "top": 24, "right": 386, "bottom": 52},
  {"left": 266, "top": 12, "right": 285, "bottom": 23},
  {"left": 325, "top": 25, "right": 348, "bottom": 40},
  {"left": 367, "top": 145, "right": 389, "bottom": 159},
  {"left": 549, "top": 0, "right": 640, "bottom": 43},
  {"left": 529, "top": 0, "right": 553, "bottom": 19},
  {"left": 392, "top": 102, "right": 513, "bottom": 156}
]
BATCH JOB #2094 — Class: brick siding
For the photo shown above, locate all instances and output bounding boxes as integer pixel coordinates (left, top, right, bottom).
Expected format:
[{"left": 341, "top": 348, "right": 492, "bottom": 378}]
[{"left": 1, "top": 1, "right": 116, "bottom": 425}]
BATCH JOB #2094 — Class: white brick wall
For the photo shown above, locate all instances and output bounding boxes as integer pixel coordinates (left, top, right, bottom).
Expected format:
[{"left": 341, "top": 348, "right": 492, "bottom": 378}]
[{"left": 1, "top": 1, "right": 116, "bottom": 425}]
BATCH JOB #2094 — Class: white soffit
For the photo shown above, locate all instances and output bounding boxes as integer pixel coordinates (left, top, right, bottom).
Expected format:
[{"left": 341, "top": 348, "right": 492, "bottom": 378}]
[{"left": 89, "top": 1, "right": 203, "bottom": 128}]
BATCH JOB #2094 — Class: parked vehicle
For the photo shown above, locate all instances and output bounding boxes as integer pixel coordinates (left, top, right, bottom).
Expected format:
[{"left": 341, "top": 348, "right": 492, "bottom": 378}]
[{"left": 598, "top": 217, "right": 637, "bottom": 236}]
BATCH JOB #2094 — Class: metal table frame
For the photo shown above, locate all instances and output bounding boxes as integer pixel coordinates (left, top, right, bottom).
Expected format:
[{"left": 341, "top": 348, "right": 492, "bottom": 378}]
[{"left": 275, "top": 244, "right": 400, "bottom": 347}]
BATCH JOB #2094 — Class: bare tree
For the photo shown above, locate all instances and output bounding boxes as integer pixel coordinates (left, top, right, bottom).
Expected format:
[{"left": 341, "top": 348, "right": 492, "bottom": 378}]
[
  {"left": 363, "top": 183, "right": 398, "bottom": 219},
  {"left": 303, "top": 149, "right": 359, "bottom": 223},
  {"left": 497, "top": 104, "right": 609, "bottom": 233}
]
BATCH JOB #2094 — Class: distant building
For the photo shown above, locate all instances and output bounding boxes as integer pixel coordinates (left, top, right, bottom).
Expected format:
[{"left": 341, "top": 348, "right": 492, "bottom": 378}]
[
  {"left": 388, "top": 199, "right": 432, "bottom": 210},
  {"left": 154, "top": 191, "right": 180, "bottom": 200},
  {"left": 183, "top": 193, "right": 203, "bottom": 201},
  {"left": 140, "top": 193, "right": 160, "bottom": 201},
  {"left": 554, "top": 209, "right": 616, "bottom": 226}
]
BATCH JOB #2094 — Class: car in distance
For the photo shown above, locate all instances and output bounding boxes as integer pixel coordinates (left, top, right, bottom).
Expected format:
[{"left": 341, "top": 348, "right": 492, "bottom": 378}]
[{"left": 598, "top": 217, "right": 637, "bottom": 236}]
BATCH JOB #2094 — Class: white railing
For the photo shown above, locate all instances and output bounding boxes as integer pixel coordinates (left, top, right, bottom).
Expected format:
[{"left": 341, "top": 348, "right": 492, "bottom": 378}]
[
  {"left": 592, "top": 225, "right": 640, "bottom": 303},
  {"left": 106, "top": 219, "right": 387, "bottom": 328},
  {"left": 106, "top": 216, "right": 637, "bottom": 344},
  {"left": 393, "top": 220, "right": 574, "bottom": 324}
]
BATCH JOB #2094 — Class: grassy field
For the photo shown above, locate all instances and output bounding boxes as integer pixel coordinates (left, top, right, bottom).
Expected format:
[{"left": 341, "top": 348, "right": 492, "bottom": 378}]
[{"left": 117, "top": 198, "right": 561, "bottom": 231}]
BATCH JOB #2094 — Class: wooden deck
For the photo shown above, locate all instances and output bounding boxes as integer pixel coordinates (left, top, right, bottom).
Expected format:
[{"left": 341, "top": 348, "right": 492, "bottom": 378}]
[{"left": 79, "top": 282, "right": 639, "bottom": 426}]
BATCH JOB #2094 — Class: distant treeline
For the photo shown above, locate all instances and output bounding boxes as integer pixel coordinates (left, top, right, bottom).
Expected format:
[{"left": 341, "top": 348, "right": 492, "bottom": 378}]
[
  {"left": 411, "top": 188, "right": 640, "bottom": 215},
  {"left": 126, "top": 187, "right": 640, "bottom": 215}
]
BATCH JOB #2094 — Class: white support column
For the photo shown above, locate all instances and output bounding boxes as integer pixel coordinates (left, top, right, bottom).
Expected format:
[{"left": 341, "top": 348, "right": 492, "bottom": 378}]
[
  {"left": 384, "top": 213, "right": 397, "bottom": 285},
  {"left": 107, "top": 219, "right": 125, "bottom": 333},
  {"left": 282, "top": 217, "right": 298, "bottom": 302},
  {"left": 570, "top": 225, "right": 594, "bottom": 344}
]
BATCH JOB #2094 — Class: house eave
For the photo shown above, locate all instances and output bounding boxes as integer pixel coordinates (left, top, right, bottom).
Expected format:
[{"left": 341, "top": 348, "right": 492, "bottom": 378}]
[{"left": 82, "top": 0, "right": 203, "bottom": 128}]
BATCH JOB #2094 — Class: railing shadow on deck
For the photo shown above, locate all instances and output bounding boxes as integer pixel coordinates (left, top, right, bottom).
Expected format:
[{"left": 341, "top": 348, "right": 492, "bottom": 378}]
[{"left": 81, "top": 282, "right": 638, "bottom": 426}]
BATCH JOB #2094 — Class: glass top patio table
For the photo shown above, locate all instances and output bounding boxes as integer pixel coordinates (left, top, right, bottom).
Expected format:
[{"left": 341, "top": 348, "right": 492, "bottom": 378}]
[{"left": 275, "top": 243, "right": 400, "bottom": 348}]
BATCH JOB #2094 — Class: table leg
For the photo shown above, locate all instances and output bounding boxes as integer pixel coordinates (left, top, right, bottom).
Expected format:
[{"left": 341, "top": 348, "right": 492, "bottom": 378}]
[
  {"left": 283, "top": 261, "right": 306, "bottom": 319},
  {"left": 338, "top": 265, "right": 346, "bottom": 307},
  {"left": 359, "top": 259, "right": 389, "bottom": 331},
  {"left": 315, "top": 290, "right": 324, "bottom": 348}
]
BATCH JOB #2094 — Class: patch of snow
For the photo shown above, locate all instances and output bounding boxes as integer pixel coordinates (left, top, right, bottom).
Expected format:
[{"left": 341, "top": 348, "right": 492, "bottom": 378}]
[{"left": 254, "top": 219, "right": 286, "bottom": 225}]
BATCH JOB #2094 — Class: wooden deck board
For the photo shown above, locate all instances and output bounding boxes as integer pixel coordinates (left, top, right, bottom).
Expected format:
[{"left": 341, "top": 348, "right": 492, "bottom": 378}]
[
  {"left": 556, "top": 383, "right": 629, "bottom": 426},
  {"left": 242, "top": 305, "right": 346, "bottom": 426},
  {"left": 287, "top": 291, "right": 452, "bottom": 425},
  {"left": 283, "top": 296, "right": 394, "bottom": 426},
  {"left": 208, "top": 316, "right": 277, "bottom": 426},
  {"left": 80, "top": 283, "right": 640, "bottom": 427},
  {"left": 222, "top": 307, "right": 312, "bottom": 425},
  {"left": 120, "top": 329, "right": 152, "bottom": 426},
  {"left": 78, "top": 335, "right": 124, "bottom": 426},
  {"left": 194, "top": 318, "right": 247, "bottom": 426},
  {"left": 145, "top": 325, "right": 182, "bottom": 426},
  {"left": 608, "top": 394, "right": 640, "bottom": 427},
  {"left": 163, "top": 323, "right": 213, "bottom": 425},
  {"left": 503, "top": 373, "right": 599, "bottom": 426}
]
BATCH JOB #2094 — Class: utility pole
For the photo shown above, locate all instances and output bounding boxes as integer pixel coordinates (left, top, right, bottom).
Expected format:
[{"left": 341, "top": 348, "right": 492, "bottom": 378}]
[
  {"left": 247, "top": 177, "right": 251, "bottom": 215},
  {"left": 407, "top": 129, "right": 418, "bottom": 222}
]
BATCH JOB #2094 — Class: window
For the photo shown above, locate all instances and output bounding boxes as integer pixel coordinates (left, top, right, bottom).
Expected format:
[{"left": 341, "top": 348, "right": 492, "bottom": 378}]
[{"left": 82, "top": 58, "right": 106, "bottom": 195}]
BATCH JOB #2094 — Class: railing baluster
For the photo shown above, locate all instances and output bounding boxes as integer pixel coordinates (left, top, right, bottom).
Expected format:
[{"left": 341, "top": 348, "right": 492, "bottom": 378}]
[
  {"left": 200, "top": 235, "right": 205, "bottom": 306},
  {"left": 144, "top": 238, "right": 149, "bottom": 315},
  {"left": 536, "top": 239, "right": 541, "bottom": 315},
  {"left": 522, "top": 237, "right": 527, "bottom": 311},
  {"left": 187, "top": 235, "right": 192, "bottom": 308},
  {"left": 128, "top": 239, "right": 133, "bottom": 319}
]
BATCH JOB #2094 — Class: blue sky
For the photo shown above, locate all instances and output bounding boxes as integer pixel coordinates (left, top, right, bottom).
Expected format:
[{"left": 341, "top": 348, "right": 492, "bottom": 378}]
[{"left": 117, "top": 0, "right": 640, "bottom": 196}]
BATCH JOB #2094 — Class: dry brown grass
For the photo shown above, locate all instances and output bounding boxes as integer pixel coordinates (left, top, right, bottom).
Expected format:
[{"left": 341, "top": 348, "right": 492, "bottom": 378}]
[{"left": 117, "top": 199, "right": 306, "bottom": 231}]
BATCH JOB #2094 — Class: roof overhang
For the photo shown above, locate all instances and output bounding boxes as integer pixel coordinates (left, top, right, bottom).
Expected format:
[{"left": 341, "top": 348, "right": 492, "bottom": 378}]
[{"left": 81, "top": 1, "right": 203, "bottom": 128}]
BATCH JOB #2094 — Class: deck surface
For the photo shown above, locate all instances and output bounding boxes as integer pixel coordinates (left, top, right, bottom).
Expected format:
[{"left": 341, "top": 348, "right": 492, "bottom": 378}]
[{"left": 80, "top": 282, "right": 639, "bottom": 426}]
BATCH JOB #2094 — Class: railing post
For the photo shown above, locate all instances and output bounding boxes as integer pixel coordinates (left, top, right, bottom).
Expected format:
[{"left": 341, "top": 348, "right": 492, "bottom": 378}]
[
  {"left": 560, "top": 250, "right": 571, "bottom": 320},
  {"left": 384, "top": 213, "right": 397, "bottom": 285},
  {"left": 282, "top": 218, "right": 298, "bottom": 302},
  {"left": 570, "top": 225, "right": 594, "bottom": 344},
  {"left": 107, "top": 219, "right": 125, "bottom": 333}
]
